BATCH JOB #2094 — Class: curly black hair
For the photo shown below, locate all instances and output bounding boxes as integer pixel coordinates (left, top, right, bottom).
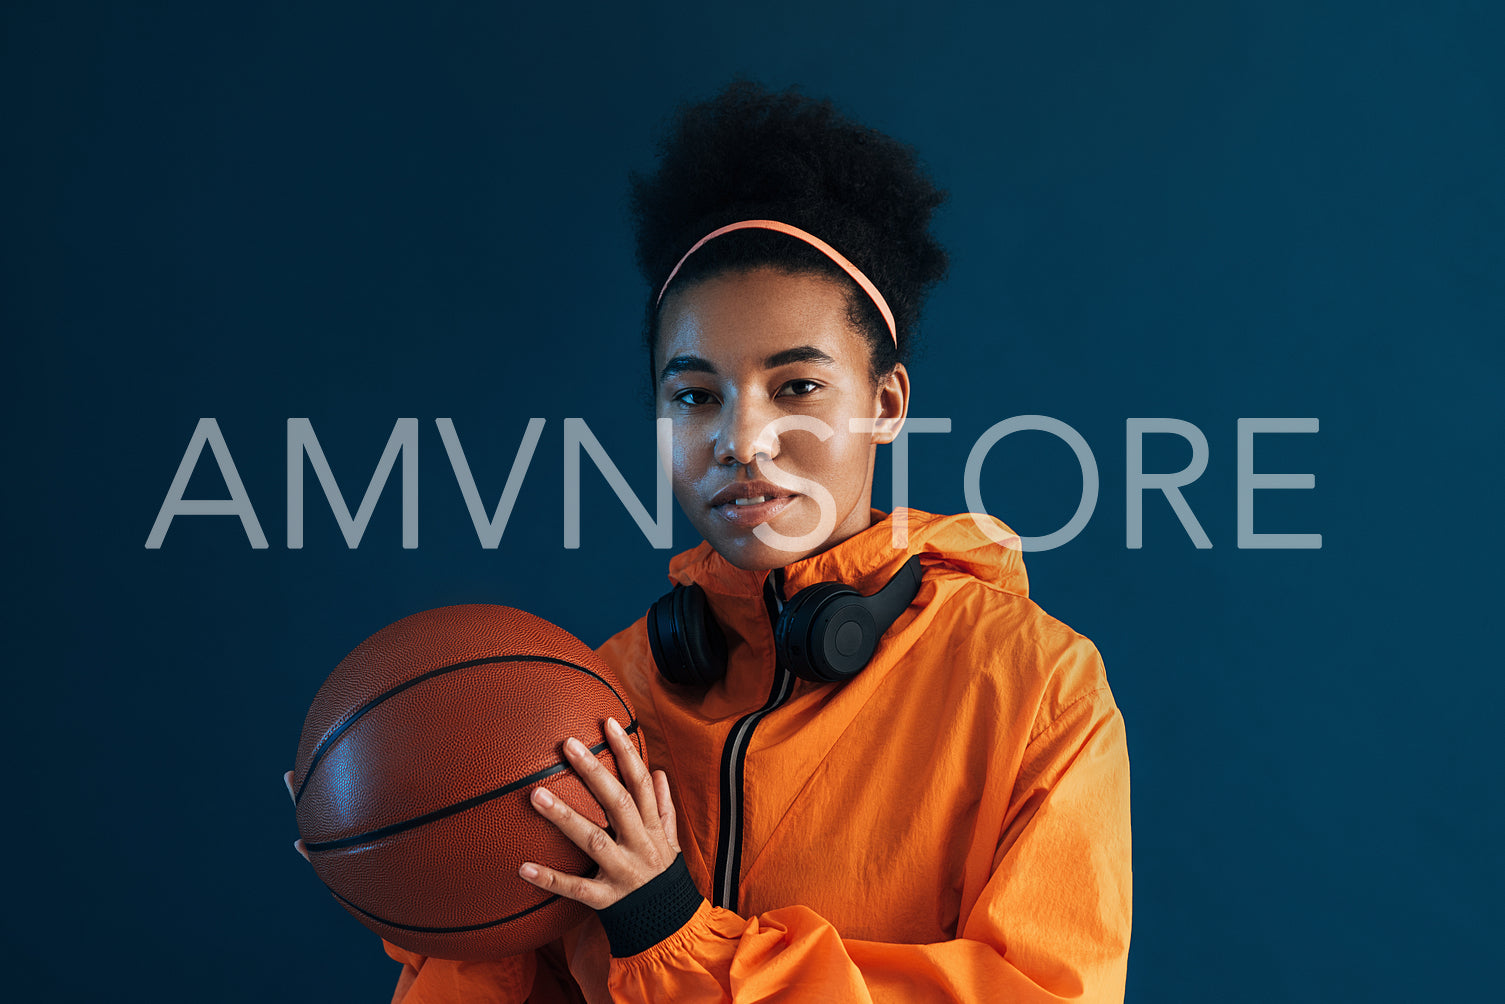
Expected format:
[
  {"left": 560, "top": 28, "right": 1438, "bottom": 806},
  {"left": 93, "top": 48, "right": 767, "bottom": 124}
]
[{"left": 628, "top": 78, "right": 950, "bottom": 411}]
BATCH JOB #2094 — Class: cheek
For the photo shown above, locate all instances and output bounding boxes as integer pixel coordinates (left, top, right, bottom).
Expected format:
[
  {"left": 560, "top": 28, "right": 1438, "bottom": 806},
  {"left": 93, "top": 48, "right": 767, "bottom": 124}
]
[
  {"left": 666, "top": 421, "right": 708, "bottom": 495},
  {"left": 799, "top": 430, "right": 872, "bottom": 492}
]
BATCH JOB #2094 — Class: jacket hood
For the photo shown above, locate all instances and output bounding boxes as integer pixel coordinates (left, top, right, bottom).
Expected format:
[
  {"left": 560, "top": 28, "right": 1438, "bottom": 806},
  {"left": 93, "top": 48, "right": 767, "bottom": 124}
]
[{"left": 666, "top": 508, "right": 1029, "bottom": 602}]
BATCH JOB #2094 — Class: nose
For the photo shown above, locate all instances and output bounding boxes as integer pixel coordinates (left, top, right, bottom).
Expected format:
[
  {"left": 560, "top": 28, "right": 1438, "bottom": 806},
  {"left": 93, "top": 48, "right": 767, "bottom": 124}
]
[{"left": 714, "top": 396, "right": 779, "bottom": 467}]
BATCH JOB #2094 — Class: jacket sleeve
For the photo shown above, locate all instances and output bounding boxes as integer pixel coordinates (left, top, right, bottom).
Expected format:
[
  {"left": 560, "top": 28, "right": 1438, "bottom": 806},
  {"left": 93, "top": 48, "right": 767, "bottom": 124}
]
[
  {"left": 380, "top": 941, "right": 534, "bottom": 1004},
  {"left": 381, "top": 935, "right": 593, "bottom": 1004},
  {"left": 605, "top": 687, "right": 1133, "bottom": 1003}
]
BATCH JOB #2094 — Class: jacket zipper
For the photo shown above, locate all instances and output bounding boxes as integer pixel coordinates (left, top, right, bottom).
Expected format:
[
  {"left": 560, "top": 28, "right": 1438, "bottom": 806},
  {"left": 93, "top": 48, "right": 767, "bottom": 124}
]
[{"left": 711, "top": 569, "right": 795, "bottom": 912}]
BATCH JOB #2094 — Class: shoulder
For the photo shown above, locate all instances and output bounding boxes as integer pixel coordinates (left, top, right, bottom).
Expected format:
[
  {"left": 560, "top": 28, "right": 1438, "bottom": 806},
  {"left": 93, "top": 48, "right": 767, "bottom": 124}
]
[
  {"left": 593, "top": 611, "right": 658, "bottom": 716},
  {"left": 916, "top": 569, "right": 1115, "bottom": 745}
]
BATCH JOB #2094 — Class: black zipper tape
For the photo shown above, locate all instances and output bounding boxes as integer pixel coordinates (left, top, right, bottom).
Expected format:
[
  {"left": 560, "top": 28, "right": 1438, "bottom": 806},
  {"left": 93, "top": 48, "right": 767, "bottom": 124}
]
[{"left": 711, "top": 570, "right": 794, "bottom": 912}]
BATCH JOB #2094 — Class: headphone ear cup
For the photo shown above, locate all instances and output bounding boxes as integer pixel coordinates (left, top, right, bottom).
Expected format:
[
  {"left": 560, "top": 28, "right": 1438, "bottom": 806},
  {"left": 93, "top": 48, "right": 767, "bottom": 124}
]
[
  {"left": 648, "top": 583, "right": 728, "bottom": 687},
  {"left": 646, "top": 588, "right": 681, "bottom": 683},
  {"left": 775, "top": 583, "right": 877, "bottom": 684}
]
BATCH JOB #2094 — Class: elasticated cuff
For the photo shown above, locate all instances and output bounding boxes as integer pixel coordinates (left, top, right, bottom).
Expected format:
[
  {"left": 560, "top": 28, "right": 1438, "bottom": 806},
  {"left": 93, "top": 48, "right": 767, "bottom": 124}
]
[{"left": 596, "top": 852, "right": 705, "bottom": 958}]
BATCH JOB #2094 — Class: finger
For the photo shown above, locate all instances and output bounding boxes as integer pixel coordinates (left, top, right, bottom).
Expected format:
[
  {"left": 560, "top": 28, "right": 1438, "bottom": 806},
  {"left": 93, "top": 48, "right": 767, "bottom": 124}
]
[
  {"left": 653, "top": 769, "right": 680, "bottom": 855},
  {"left": 530, "top": 785, "right": 625, "bottom": 871},
  {"left": 605, "top": 716, "right": 660, "bottom": 833},
  {"left": 293, "top": 837, "right": 310, "bottom": 862},
  {"left": 284, "top": 770, "right": 296, "bottom": 803},
  {"left": 562, "top": 735, "right": 649, "bottom": 847},
  {"left": 518, "top": 860, "right": 615, "bottom": 910}
]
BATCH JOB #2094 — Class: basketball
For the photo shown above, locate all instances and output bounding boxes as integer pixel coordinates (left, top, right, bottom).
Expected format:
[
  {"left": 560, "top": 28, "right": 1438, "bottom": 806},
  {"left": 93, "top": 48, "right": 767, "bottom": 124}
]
[{"left": 291, "top": 604, "right": 643, "bottom": 961}]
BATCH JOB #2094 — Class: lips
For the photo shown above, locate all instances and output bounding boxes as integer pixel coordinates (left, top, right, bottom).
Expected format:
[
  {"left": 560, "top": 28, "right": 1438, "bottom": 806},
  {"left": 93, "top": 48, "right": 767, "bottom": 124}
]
[
  {"left": 708, "top": 480, "right": 796, "bottom": 509},
  {"left": 708, "top": 479, "right": 800, "bottom": 527}
]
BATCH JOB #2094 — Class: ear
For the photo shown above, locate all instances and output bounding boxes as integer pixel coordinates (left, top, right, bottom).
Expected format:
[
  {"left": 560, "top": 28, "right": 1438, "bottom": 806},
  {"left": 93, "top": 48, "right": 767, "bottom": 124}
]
[{"left": 868, "top": 363, "right": 910, "bottom": 445}]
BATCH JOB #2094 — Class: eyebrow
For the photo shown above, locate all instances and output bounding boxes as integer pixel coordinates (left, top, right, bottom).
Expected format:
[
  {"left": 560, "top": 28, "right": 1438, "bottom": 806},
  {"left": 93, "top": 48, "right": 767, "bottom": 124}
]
[{"left": 658, "top": 345, "right": 837, "bottom": 384}]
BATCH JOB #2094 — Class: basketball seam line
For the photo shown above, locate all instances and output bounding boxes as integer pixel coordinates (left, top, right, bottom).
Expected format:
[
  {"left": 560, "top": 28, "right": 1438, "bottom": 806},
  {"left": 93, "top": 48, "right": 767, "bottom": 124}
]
[
  {"left": 329, "top": 884, "right": 564, "bottom": 934},
  {"left": 302, "top": 721, "right": 640, "bottom": 852},
  {"left": 294, "top": 653, "right": 633, "bottom": 805}
]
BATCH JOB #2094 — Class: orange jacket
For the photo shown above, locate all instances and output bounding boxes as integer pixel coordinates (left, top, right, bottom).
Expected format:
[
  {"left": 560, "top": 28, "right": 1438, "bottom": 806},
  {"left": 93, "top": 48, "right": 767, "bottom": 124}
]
[{"left": 384, "top": 508, "right": 1132, "bottom": 1002}]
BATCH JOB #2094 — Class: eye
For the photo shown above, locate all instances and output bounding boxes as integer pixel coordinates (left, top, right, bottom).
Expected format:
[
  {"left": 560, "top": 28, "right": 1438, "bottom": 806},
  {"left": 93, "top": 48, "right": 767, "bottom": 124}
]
[
  {"left": 671, "top": 388, "right": 714, "bottom": 407},
  {"left": 778, "top": 378, "right": 821, "bottom": 397}
]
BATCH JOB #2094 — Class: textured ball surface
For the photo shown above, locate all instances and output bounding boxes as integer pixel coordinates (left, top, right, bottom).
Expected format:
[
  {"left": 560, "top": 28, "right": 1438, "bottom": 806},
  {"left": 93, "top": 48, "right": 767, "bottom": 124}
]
[{"left": 292, "top": 604, "right": 642, "bottom": 960}]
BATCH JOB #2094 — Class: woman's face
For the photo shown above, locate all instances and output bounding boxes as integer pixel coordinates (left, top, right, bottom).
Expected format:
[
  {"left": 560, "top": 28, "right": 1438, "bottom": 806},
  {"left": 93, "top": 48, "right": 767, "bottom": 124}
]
[{"left": 655, "top": 267, "right": 909, "bottom": 571}]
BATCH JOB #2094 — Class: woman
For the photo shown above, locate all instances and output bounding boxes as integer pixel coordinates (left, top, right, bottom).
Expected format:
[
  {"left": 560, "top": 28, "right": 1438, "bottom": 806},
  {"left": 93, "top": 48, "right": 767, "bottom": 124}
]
[{"left": 323, "top": 80, "right": 1132, "bottom": 1002}]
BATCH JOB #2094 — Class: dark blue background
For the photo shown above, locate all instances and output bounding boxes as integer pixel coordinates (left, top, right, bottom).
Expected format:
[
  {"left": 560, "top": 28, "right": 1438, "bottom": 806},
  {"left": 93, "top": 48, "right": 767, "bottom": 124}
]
[{"left": 5, "top": 2, "right": 1500, "bottom": 1001}]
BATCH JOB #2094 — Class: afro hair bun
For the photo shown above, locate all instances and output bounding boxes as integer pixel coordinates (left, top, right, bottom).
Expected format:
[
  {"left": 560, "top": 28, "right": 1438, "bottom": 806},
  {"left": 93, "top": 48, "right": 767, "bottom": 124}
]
[{"left": 629, "top": 77, "right": 950, "bottom": 394}]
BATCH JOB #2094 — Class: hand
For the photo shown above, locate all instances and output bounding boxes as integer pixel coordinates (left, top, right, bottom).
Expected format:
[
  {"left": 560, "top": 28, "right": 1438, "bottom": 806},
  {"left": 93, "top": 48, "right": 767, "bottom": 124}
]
[
  {"left": 283, "top": 770, "right": 311, "bottom": 862},
  {"left": 519, "top": 716, "right": 681, "bottom": 910}
]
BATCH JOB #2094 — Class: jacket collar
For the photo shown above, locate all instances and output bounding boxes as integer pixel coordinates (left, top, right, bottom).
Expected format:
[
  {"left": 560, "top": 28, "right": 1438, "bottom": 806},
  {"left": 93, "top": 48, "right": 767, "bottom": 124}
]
[{"left": 666, "top": 507, "right": 1031, "bottom": 602}]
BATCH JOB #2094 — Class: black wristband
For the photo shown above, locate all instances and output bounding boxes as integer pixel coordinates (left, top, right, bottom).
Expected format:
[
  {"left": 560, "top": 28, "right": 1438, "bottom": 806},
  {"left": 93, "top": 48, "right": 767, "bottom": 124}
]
[{"left": 596, "top": 852, "right": 705, "bottom": 958}]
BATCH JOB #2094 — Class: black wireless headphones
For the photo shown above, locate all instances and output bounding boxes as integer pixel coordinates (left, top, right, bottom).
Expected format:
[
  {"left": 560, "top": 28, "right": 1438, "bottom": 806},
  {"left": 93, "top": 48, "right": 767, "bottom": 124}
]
[{"left": 647, "top": 555, "right": 924, "bottom": 686}]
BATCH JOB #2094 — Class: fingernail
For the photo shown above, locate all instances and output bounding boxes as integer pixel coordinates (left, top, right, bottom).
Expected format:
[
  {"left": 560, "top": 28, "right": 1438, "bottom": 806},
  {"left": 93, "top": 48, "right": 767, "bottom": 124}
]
[
  {"left": 519, "top": 864, "right": 539, "bottom": 880},
  {"left": 532, "top": 787, "right": 555, "bottom": 808},
  {"left": 607, "top": 717, "right": 623, "bottom": 736},
  {"left": 565, "top": 737, "right": 587, "bottom": 756}
]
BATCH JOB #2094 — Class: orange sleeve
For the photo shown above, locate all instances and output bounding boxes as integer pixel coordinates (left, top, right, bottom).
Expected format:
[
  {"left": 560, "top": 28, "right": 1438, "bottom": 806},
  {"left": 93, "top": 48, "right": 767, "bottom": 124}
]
[
  {"left": 380, "top": 940, "right": 536, "bottom": 1004},
  {"left": 606, "top": 690, "right": 1132, "bottom": 1003},
  {"left": 380, "top": 930, "right": 597, "bottom": 1003}
]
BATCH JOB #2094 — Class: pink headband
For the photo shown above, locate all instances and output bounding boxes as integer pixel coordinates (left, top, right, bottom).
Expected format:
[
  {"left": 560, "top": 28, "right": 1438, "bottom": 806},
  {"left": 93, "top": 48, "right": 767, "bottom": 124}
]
[{"left": 654, "top": 219, "right": 898, "bottom": 345}]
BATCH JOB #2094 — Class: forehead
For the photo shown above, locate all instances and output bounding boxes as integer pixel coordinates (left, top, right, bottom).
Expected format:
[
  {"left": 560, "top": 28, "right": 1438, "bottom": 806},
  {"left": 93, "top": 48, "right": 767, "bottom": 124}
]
[{"left": 656, "top": 268, "right": 868, "bottom": 371}]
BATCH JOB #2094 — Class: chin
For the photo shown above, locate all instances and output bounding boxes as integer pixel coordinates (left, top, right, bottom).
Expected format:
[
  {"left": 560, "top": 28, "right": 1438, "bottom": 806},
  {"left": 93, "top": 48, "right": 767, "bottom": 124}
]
[
  {"left": 686, "top": 496, "right": 858, "bottom": 570},
  {"left": 693, "top": 517, "right": 815, "bottom": 571},
  {"left": 694, "top": 526, "right": 790, "bottom": 570}
]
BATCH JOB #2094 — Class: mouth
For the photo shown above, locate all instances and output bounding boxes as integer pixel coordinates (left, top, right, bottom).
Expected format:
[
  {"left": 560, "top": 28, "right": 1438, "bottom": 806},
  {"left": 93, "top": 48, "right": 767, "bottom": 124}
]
[
  {"left": 708, "top": 481, "right": 801, "bottom": 527},
  {"left": 712, "top": 494, "right": 799, "bottom": 526}
]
